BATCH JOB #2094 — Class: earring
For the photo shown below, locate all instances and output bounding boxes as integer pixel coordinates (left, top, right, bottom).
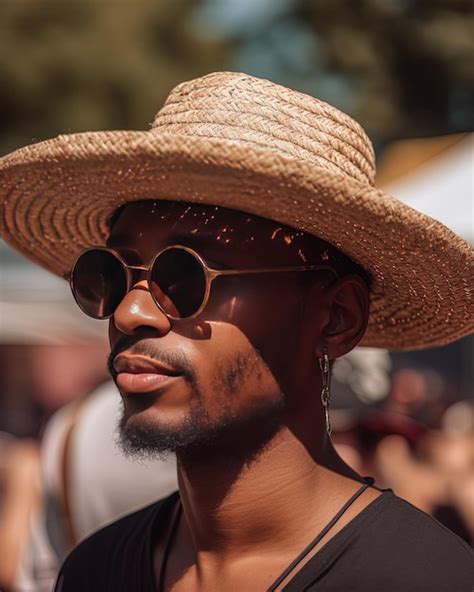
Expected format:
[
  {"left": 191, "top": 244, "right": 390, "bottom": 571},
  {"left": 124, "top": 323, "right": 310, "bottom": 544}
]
[{"left": 319, "top": 348, "right": 332, "bottom": 436}]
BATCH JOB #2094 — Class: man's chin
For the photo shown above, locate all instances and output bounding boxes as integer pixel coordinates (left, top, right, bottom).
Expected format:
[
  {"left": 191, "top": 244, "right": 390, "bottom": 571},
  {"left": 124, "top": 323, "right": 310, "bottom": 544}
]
[
  {"left": 116, "top": 406, "right": 208, "bottom": 461},
  {"left": 116, "top": 397, "right": 285, "bottom": 462}
]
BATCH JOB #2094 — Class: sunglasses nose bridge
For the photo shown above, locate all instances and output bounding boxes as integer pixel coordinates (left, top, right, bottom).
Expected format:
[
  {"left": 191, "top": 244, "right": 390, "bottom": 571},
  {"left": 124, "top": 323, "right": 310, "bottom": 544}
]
[{"left": 127, "top": 264, "right": 149, "bottom": 287}]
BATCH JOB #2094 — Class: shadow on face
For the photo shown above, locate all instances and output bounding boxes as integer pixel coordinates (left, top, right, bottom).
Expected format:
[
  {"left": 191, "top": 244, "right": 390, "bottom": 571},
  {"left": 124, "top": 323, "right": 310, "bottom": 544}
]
[{"left": 105, "top": 200, "right": 340, "bottom": 462}]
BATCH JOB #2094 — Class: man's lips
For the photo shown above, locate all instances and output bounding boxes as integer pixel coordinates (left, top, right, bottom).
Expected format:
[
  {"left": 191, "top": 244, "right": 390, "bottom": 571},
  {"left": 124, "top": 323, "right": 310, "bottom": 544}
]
[
  {"left": 113, "top": 354, "right": 182, "bottom": 394},
  {"left": 116, "top": 372, "right": 181, "bottom": 393}
]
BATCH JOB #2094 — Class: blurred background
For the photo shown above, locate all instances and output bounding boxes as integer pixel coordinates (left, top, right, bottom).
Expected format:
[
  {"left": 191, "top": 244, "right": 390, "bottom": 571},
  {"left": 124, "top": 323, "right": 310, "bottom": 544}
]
[{"left": 0, "top": 1, "right": 473, "bottom": 590}]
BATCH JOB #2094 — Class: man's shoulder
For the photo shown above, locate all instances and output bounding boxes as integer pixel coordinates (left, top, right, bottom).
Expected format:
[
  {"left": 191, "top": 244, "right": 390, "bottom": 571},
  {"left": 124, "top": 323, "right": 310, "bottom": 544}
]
[
  {"left": 369, "top": 492, "right": 472, "bottom": 554},
  {"left": 54, "top": 491, "right": 178, "bottom": 591},
  {"left": 346, "top": 491, "right": 474, "bottom": 590},
  {"left": 300, "top": 492, "right": 473, "bottom": 591}
]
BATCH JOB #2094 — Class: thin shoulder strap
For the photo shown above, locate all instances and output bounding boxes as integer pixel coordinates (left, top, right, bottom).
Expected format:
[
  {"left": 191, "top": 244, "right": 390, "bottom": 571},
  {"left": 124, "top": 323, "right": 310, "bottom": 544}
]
[{"left": 267, "top": 477, "right": 374, "bottom": 591}]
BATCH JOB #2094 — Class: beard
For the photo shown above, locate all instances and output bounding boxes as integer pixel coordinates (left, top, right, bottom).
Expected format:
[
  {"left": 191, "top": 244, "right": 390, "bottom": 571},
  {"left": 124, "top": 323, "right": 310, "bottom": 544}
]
[
  {"left": 114, "top": 348, "right": 286, "bottom": 463},
  {"left": 116, "top": 390, "right": 286, "bottom": 463}
]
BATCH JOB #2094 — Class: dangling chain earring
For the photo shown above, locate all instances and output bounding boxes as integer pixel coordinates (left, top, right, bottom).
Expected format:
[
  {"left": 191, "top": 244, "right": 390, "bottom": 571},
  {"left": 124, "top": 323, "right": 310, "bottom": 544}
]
[{"left": 319, "top": 348, "right": 332, "bottom": 436}]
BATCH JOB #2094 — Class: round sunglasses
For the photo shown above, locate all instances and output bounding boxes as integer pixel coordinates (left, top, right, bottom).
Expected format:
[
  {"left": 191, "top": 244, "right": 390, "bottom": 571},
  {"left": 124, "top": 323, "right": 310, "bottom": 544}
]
[{"left": 69, "top": 245, "right": 338, "bottom": 321}]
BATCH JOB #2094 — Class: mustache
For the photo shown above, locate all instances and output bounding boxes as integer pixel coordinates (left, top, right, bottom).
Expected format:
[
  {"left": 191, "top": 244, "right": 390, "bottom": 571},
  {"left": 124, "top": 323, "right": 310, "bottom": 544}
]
[{"left": 107, "top": 338, "right": 197, "bottom": 385}]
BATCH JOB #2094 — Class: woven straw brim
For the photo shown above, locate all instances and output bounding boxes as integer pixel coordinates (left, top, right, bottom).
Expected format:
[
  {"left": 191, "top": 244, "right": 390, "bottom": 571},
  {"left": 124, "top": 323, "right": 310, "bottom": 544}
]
[{"left": 1, "top": 130, "right": 473, "bottom": 351}]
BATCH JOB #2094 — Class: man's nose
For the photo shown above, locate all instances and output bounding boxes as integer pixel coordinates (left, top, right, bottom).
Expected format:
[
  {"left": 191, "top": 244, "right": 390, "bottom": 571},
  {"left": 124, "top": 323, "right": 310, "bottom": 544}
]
[{"left": 112, "top": 280, "right": 172, "bottom": 335}]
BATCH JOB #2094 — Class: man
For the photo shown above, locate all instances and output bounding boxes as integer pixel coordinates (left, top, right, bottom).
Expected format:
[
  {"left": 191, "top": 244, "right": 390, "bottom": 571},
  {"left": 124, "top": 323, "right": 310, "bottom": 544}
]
[{"left": 1, "top": 72, "right": 473, "bottom": 591}]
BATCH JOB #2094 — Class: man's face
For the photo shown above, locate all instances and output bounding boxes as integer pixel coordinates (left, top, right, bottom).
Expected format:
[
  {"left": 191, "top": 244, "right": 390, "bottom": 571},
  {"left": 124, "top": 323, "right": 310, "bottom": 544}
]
[{"left": 107, "top": 200, "right": 331, "bottom": 458}]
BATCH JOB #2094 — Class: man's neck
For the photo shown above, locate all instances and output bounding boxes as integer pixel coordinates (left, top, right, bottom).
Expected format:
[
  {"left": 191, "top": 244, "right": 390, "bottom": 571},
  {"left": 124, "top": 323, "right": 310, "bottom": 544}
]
[{"left": 175, "top": 424, "right": 362, "bottom": 560}]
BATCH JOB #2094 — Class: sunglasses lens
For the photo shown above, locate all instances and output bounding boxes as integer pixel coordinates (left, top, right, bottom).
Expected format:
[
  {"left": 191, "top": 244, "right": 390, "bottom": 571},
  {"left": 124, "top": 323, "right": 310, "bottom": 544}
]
[
  {"left": 71, "top": 249, "right": 127, "bottom": 319},
  {"left": 150, "top": 248, "right": 206, "bottom": 319}
]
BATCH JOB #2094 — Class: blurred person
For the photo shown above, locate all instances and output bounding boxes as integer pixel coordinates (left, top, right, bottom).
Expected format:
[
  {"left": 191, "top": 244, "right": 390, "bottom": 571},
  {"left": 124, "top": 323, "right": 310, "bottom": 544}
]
[
  {"left": 1, "top": 72, "right": 473, "bottom": 591},
  {"left": 330, "top": 347, "right": 392, "bottom": 475},
  {"left": 362, "top": 365, "right": 473, "bottom": 542},
  {"left": 384, "top": 365, "right": 447, "bottom": 427},
  {"left": 14, "top": 382, "right": 177, "bottom": 592},
  {"left": 0, "top": 342, "right": 109, "bottom": 591},
  {"left": 30, "top": 344, "right": 110, "bottom": 412},
  {"left": 0, "top": 267, "right": 111, "bottom": 589},
  {"left": 325, "top": 343, "right": 444, "bottom": 500},
  {"left": 374, "top": 399, "right": 474, "bottom": 544},
  {"left": 0, "top": 436, "right": 41, "bottom": 592},
  {"left": 430, "top": 436, "right": 474, "bottom": 544},
  {"left": 0, "top": 342, "right": 110, "bottom": 439},
  {"left": 0, "top": 346, "right": 110, "bottom": 592},
  {"left": 359, "top": 365, "right": 442, "bottom": 488},
  {"left": 425, "top": 401, "right": 474, "bottom": 542}
]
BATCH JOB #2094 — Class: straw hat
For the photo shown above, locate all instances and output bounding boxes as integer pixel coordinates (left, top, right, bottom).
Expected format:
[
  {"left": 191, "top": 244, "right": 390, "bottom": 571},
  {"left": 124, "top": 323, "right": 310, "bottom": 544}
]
[{"left": 0, "top": 72, "right": 472, "bottom": 351}]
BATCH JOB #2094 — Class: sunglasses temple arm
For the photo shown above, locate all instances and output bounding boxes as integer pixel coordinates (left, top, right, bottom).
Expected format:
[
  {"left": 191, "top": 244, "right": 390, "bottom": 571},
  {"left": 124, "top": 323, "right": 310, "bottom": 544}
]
[{"left": 210, "top": 265, "right": 338, "bottom": 279}]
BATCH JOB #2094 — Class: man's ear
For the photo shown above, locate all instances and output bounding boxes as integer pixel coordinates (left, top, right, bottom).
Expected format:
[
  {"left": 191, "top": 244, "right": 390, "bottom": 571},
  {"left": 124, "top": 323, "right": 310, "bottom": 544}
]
[{"left": 316, "top": 274, "right": 369, "bottom": 359}]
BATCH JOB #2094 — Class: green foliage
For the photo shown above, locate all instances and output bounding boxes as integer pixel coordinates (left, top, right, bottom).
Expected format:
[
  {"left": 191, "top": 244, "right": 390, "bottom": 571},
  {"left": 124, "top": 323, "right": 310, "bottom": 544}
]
[
  {"left": 300, "top": 0, "right": 474, "bottom": 140},
  {"left": 0, "top": 0, "right": 230, "bottom": 154},
  {"left": 0, "top": 0, "right": 472, "bottom": 154}
]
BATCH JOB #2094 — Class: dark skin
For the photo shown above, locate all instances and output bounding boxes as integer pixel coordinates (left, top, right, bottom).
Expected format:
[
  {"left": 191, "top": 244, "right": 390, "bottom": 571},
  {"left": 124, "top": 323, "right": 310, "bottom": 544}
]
[{"left": 107, "top": 200, "right": 380, "bottom": 591}]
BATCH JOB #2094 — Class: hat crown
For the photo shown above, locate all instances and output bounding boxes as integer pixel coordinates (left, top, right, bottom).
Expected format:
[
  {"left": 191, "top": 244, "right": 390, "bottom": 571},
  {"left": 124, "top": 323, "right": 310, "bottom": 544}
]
[{"left": 151, "top": 72, "right": 376, "bottom": 186}]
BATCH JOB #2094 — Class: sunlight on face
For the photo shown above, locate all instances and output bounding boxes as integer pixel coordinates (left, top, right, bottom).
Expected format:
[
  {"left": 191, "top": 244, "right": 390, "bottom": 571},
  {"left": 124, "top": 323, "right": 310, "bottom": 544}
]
[{"left": 108, "top": 200, "right": 334, "bottom": 458}]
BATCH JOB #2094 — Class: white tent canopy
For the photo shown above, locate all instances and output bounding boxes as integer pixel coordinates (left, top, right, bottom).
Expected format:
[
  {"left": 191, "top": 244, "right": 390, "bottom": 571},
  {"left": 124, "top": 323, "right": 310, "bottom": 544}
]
[
  {"left": 1, "top": 241, "right": 107, "bottom": 344},
  {"left": 382, "top": 135, "right": 473, "bottom": 243}
]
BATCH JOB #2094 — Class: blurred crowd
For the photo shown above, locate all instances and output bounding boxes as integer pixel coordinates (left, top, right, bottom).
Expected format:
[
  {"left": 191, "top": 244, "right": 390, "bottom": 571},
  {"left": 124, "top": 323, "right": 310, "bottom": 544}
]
[
  {"left": 331, "top": 359, "right": 474, "bottom": 544},
  {"left": 0, "top": 341, "right": 472, "bottom": 592}
]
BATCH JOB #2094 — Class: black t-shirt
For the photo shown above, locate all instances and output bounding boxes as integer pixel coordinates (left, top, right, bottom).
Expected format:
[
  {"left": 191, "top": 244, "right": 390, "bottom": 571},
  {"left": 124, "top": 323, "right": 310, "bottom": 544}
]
[{"left": 55, "top": 490, "right": 474, "bottom": 591}]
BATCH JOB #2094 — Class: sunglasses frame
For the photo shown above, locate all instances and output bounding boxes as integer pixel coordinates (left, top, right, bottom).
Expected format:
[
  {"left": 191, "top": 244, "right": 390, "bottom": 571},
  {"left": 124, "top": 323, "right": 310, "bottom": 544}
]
[{"left": 69, "top": 244, "right": 339, "bottom": 321}]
